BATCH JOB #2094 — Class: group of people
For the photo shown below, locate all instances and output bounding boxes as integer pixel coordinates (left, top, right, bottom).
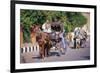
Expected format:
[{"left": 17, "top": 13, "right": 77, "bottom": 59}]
[
  {"left": 41, "top": 19, "right": 88, "bottom": 52},
  {"left": 29, "top": 19, "right": 88, "bottom": 58},
  {"left": 30, "top": 19, "right": 66, "bottom": 58},
  {"left": 73, "top": 27, "right": 88, "bottom": 49},
  {"left": 42, "top": 19, "right": 66, "bottom": 53}
]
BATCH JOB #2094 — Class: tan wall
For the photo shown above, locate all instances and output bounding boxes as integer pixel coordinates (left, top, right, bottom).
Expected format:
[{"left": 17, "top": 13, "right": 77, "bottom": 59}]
[
  {"left": 82, "top": 12, "right": 90, "bottom": 33},
  {"left": 20, "top": 29, "right": 23, "bottom": 48}
]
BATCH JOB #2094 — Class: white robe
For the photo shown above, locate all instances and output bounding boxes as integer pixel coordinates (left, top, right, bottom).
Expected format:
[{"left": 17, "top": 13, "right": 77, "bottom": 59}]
[{"left": 42, "top": 23, "right": 52, "bottom": 33}]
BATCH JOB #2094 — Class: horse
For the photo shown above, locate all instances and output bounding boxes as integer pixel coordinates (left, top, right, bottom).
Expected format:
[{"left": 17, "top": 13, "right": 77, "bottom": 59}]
[
  {"left": 30, "top": 25, "right": 41, "bottom": 45},
  {"left": 36, "top": 32, "right": 52, "bottom": 58}
]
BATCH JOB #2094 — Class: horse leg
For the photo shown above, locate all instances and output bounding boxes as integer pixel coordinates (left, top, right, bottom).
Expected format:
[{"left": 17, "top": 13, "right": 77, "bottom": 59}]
[
  {"left": 39, "top": 47, "right": 44, "bottom": 59},
  {"left": 46, "top": 47, "right": 50, "bottom": 57},
  {"left": 44, "top": 45, "right": 48, "bottom": 57},
  {"left": 42, "top": 46, "right": 45, "bottom": 59},
  {"left": 39, "top": 48, "right": 42, "bottom": 58},
  {"left": 44, "top": 48, "right": 47, "bottom": 57}
]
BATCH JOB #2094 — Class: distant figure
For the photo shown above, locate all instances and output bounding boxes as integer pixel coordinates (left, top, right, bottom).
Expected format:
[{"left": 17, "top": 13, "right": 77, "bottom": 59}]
[
  {"left": 79, "top": 28, "right": 87, "bottom": 47},
  {"left": 74, "top": 27, "right": 80, "bottom": 48},
  {"left": 74, "top": 27, "right": 80, "bottom": 38},
  {"left": 59, "top": 28, "right": 66, "bottom": 51},
  {"left": 66, "top": 32, "right": 74, "bottom": 48}
]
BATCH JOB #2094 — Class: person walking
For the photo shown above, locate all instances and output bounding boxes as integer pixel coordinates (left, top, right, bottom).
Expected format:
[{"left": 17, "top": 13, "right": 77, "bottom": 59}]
[{"left": 74, "top": 27, "right": 80, "bottom": 49}]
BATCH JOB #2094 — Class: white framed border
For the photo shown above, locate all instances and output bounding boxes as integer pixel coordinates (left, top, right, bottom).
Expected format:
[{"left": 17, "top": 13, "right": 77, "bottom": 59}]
[{"left": 14, "top": 2, "right": 95, "bottom": 70}]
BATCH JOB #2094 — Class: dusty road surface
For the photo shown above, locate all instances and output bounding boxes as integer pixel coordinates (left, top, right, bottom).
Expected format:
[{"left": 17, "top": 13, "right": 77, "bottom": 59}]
[{"left": 20, "top": 37, "right": 90, "bottom": 63}]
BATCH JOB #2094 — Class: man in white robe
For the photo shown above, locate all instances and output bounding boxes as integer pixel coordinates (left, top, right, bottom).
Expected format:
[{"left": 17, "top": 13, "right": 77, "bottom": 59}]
[{"left": 42, "top": 20, "right": 52, "bottom": 33}]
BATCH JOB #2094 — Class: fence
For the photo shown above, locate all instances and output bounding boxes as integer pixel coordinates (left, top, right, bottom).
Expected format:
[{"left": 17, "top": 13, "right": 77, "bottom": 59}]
[{"left": 21, "top": 44, "right": 40, "bottom": 53}]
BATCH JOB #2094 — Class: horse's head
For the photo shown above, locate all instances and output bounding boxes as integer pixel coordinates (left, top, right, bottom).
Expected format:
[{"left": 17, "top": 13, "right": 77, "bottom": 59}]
[{"left": 30, "top": 25, "right": 41, "bottom": 33}]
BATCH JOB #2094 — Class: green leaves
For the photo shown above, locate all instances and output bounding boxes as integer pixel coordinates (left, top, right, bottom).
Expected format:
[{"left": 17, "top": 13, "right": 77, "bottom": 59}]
[
  {"left": 20, "top": 9, "right": 87, "bottom": 43},
  {"left": 65, "top": 12, "right": 87, "bottom": 31}
]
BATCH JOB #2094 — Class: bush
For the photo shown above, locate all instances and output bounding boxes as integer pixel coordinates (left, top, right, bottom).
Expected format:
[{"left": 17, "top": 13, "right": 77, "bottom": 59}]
[{"left": 20, "top": 9, "right": 87, "bottom": 42}]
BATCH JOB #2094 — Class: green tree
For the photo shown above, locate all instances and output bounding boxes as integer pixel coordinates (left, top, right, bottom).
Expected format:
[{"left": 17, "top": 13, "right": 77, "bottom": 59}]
[{"left": 20, "top": 9, "right": 87, "bottom": 42}]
